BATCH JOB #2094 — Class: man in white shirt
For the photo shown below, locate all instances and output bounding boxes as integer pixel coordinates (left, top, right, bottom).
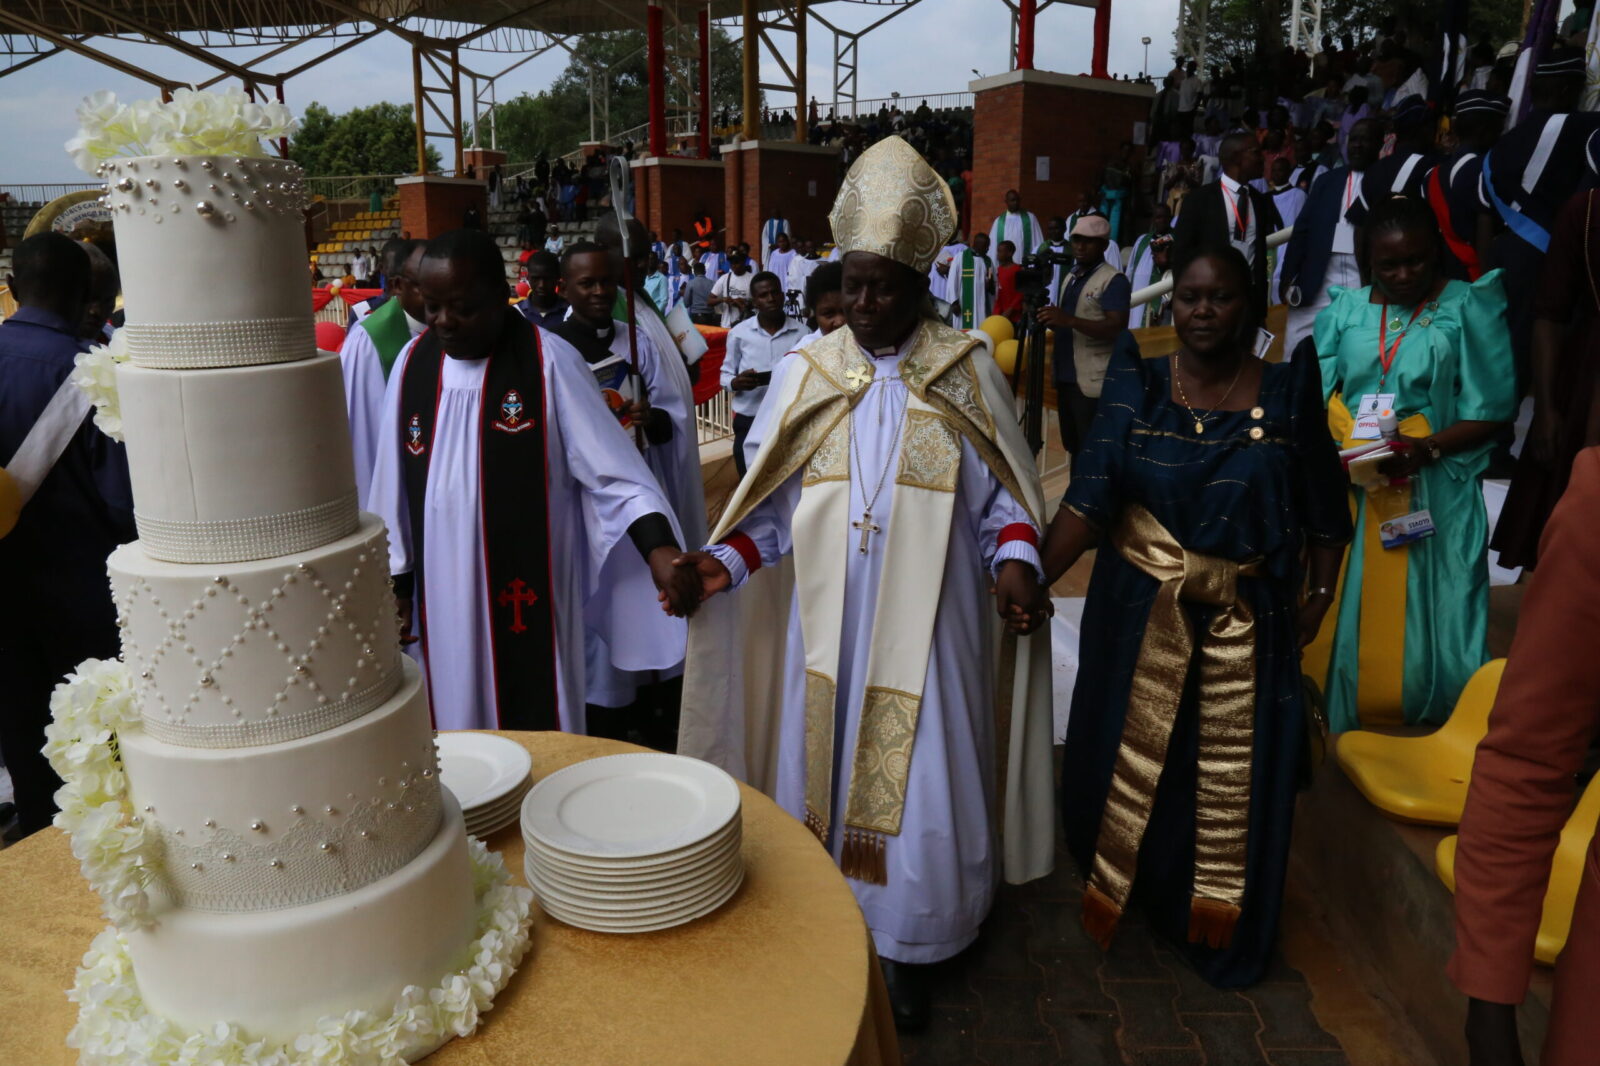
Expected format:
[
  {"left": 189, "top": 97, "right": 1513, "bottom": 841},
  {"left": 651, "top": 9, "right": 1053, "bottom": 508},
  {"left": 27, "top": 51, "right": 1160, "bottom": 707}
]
[
  {"left": 352, "top": 249, "right": 372, "bottom": 286},
  {"left": 721, "top": 271, "right": 806, "bottom": 476},
  {"left": 785, "top": 240, "right": 823, "bottom": 313},
  {"left": 709, "top": 252, "right": 754, "bottom": 328}
]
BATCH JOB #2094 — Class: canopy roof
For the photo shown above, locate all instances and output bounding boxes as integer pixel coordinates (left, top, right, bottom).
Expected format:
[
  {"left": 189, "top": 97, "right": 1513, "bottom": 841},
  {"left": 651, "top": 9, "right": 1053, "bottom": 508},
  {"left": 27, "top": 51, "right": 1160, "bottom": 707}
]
[{"left": 4, "top": 0, "right": 811, "bottom": 39}]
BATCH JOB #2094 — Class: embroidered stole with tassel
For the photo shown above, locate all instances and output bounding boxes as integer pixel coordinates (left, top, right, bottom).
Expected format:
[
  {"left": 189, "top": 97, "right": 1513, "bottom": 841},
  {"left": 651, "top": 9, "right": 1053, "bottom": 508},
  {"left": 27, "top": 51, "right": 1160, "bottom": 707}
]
[{"left": 792, "top": 393, "right": 961, "bottom": 885}]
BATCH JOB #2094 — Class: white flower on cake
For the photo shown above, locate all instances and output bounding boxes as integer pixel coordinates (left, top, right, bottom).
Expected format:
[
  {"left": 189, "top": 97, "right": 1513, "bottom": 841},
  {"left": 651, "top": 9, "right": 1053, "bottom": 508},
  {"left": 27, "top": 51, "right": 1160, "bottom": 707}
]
[
  {"left": 66, "top": 88, "right": 297, "bottom": 174},
  {"left": 71, "top": 331, "right": 130, "bottom": 442},
  {"left": 42, "top": 658, "right": 155, "bottom": 930},
  {"left": 66, "top": 839, "right": 534, "bottom": 1066}
]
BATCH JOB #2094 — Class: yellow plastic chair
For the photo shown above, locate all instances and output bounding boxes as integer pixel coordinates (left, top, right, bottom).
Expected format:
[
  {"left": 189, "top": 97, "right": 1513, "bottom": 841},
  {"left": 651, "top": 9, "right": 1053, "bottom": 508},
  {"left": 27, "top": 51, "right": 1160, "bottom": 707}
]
[
  {"left": 1437, "top": 772, "right": 1600, "bottom": 965},
  {"left": 1334, "top": 659, "right": 1507, "bottom": 826}
]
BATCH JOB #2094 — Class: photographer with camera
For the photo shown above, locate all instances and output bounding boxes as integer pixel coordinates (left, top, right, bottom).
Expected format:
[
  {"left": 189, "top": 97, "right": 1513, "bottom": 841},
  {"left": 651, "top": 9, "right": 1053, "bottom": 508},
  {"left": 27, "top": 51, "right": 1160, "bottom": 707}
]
[{"left": 1036, "top": 215, "right": 1132, "bottom": 455}]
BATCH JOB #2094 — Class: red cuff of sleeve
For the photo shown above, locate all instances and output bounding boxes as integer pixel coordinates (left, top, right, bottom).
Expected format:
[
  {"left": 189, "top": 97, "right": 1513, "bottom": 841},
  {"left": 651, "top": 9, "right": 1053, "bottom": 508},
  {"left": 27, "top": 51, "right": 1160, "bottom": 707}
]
[
  {"left": 997, "top": 523, "right": 1040, "bottom": 549},
  {"left": 721, "top": 531, "right": 762, "bottom": 574}
]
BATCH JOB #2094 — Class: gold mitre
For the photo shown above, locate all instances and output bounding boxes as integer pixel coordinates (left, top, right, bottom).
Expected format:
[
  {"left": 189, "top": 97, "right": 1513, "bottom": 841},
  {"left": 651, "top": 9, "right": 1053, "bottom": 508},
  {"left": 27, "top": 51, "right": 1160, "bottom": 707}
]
[{"left": 828, "top": 135, "right": 957, "bottom": 275}]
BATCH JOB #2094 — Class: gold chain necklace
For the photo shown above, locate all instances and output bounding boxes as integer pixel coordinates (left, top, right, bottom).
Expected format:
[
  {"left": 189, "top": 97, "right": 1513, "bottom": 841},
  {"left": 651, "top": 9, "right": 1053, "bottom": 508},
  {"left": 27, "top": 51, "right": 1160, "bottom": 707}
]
[{"left": 1171, "top": 352, "right": 1246, "bottom": 435}]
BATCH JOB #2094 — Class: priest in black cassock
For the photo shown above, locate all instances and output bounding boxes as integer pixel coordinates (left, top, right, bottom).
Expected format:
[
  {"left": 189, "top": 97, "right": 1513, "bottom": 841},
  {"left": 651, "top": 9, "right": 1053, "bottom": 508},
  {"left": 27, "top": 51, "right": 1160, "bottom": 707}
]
[{"left": 370, "top": 229, "right": 700, "bottom": 734}]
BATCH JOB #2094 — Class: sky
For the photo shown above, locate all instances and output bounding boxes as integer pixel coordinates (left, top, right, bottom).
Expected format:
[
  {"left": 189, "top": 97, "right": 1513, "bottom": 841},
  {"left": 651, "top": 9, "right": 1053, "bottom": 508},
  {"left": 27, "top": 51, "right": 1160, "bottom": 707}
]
[{"left": 0, "top": 0, "right": 1179, "bottom": 185}]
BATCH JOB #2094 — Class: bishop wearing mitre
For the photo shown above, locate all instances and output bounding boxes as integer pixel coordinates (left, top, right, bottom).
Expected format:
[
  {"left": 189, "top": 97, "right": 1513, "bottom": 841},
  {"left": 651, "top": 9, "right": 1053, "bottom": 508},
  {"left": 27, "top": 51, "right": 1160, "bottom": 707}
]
[{"left": 675, "top": 136, "right": 1058, "bottom": 1029}]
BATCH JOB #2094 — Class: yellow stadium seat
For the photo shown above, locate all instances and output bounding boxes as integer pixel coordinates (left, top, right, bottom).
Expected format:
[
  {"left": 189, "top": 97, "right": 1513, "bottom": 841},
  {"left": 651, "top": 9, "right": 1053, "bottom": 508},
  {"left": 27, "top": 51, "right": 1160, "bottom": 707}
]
[
  {"left": 1436, "top": 771, "right": 1600, "bottom": 965},
  {"left": 1334, "top": 659, "right": 1507, "bottom": 826}
]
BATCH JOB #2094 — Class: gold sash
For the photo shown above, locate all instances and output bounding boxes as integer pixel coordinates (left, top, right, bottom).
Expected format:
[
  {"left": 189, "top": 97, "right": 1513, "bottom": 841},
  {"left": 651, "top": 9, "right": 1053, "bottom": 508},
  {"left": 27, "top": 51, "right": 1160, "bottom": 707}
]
[
  {"left": 1299, "top": 395, "right": 1433, "bottom": 726},
  {"left": 1083, "top": 504, "right": 1263, "bottom": 951}
]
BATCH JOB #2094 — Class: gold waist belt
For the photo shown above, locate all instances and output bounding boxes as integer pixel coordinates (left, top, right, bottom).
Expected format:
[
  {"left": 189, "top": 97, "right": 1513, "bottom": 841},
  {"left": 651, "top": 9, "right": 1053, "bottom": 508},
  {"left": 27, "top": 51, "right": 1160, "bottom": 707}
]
[{"left": 1083, "top": 504, "right": 1263, "bottom": 952}]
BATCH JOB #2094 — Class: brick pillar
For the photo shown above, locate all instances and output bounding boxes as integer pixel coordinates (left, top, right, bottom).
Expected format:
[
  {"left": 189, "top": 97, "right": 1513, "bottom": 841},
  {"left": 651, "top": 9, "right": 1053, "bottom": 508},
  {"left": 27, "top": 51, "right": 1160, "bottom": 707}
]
[
  {"left": 721, "top": 140, "right": 841, "bottom": 256},
  {"left": 395, "top": 176, "right": 488, "bottom": 240},
  {"left": 633, "top": 157, "right": 726, "bottom": 246},
  {"left": 970, "top": 70, "right": 1154, "bottom": 239}
]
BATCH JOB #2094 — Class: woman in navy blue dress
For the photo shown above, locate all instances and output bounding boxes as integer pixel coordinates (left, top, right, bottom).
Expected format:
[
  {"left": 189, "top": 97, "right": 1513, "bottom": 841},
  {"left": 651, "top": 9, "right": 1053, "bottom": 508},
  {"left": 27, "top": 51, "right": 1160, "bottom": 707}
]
[{"left": 1040, "top": 246, "right": 1351, "bottom": 986}]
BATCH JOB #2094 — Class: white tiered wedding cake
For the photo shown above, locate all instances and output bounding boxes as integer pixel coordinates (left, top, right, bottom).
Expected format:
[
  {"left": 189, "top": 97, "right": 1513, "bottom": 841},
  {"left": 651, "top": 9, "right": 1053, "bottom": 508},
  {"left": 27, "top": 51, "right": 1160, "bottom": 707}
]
[{"left": 48, "top": 90, "right": 532, "bottom": 1065}]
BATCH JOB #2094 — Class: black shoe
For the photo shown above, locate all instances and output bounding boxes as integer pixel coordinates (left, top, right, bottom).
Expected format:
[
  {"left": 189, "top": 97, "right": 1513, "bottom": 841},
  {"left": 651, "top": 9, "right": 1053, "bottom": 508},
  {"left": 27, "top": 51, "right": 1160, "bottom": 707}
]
[{"left": 880, "top": 958, "right": 931, "bottom": 1033}]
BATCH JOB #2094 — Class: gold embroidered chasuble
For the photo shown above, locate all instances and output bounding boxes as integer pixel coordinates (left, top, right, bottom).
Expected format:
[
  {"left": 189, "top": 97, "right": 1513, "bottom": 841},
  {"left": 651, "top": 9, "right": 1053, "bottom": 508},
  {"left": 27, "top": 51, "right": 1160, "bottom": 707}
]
[{"left": 680, "top": 318, "right": 1057, "bottom": 887}]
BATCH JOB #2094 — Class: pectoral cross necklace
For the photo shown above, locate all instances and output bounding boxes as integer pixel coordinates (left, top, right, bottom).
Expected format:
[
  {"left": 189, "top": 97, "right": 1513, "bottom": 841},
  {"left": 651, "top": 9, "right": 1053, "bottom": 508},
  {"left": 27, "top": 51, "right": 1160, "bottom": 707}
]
[{"left": 848, "top": 376, "right": 908, "bottom": 555}]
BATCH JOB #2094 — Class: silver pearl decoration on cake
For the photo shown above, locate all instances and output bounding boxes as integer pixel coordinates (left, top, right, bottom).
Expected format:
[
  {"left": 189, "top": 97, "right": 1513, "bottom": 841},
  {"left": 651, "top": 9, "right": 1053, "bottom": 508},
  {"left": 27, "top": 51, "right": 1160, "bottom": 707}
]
[
  {"left": 270, "top": 859, "right": 283, "bottom": 868},
  {"left": 115, "top": 177, "right": 134, "bottom": 192},
  {"left": 144, "top": 178, "right": 158, "bottom": 189},
  {"left": 199, "top": 674, "right": 213, "bottom": 686},
  {"left": 195, "top": 201, "right": 216, "bottom": 219},
  {"left": 191, "top": 862, "right": 203, "bottom": 871},
  {"left": 221, "top": 172, "right": 233, "bottom": 182},
  {"left": 291, "top": 804, "right": 304, "bottom": 815},
  {"left": 173, "top": 178, "right": 188, "bottom": 191},
  {"left": 250, "top": 820, "right": 265, "bottom": 832},
  {"left": 222, "top": 853, "right": 235, "bottom": 862},
  {"left": 324, "top": 805, "right": 336, "bottom": 815},
  {"left": 200, "top": 159, "right": 215, "bottom": 171},
  {"left": 204, "top": 819, "right": 216, "bottom": 828},
  {"left": 421, "top": 768, "right": 434, "bottom": 778},
  {"left": 143, "top": 805, "right": 154, "bottom": 813},
  {"left": 319, "top": 841, "right": 334, "bottom": 852},
  {"left": 359, "top": 830, "right": 370, "bottom": 839},
  {"left": 172, "top": 158, "right": 184, "bottom": 167}
]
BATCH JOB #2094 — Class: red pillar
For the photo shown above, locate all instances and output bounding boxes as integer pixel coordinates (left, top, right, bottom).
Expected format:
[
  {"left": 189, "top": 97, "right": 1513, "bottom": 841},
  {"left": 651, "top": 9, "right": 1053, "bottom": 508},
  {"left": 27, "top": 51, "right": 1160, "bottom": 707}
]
[
  {"left": 647, "top": 3, "right": 667, "bottom": 156},
  {"left": 1091, "top": 0, "right": 1111, "bottom": 79},
  {"left": 275, "top": 83, "right": 290, "bottom": 158},
  {"left": 1017, "top": 0, "right": 1036, "bottom": 71},
  {"left": 698, "top": 8, "right": 712, "bottom": 160}
]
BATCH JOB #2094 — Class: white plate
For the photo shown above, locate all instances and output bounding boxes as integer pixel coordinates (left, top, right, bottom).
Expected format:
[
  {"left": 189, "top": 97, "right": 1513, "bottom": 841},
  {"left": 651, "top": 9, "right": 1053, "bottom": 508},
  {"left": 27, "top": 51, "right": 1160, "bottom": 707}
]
[
  {"left": 527, "top": 839, "right": 741, "bottom": 899},
  {"left": 528, "top": 836, "right": 741, "bottom": 892},
  {"left": 527, "top": 854, "right": 741, "bottom": 915},
  {"left": 536, "top": 867, "right": 745, "bottom": 933},
  {"left": 466, "top": 805, "right": 523, "bottom": 838},
  {"left": 463, "top": 778, "right": 531, "bottom": 822},
  {"left": 521, "top": 753, "right": 740, "bottom": 859},
  {"left": 436, "top": 733, "right": 533, "bottom": 811},
  {"left": 524, "top": 815, "right": 741, "bottom": 873}
]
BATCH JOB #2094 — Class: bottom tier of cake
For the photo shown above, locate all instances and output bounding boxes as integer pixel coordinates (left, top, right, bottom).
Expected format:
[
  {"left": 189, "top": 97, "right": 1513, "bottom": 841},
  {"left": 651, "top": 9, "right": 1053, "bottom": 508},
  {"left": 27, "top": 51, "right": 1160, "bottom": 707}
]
[{"left": 127, "top": 791, "right": 477, "bottom": 1047}]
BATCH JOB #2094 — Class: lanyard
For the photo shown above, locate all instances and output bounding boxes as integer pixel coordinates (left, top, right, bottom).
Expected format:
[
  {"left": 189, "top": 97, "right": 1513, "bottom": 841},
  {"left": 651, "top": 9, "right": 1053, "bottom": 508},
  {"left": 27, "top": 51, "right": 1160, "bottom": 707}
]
[
  {"left": 1377, "top": 300, "right": 1427, "bottom": 386},
  {"left": 1343, "top": 172, "right": 1356, "bottom": 213},
  {"left": 1222, "top": 183, "right": 1248, "bottom": 239}
]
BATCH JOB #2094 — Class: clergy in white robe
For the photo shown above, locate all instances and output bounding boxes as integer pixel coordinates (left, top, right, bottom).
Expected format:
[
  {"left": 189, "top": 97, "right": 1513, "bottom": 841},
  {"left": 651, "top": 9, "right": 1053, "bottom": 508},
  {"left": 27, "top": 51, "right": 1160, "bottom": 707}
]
[
  {"left": 342, "top": 241, "right": 426, "bottom": 509},
  {"left": 945, "top": 233, "right": 995, "bottom": 328},
  {"left": 549, "top": 242, "right": 702, "bottom": 708},
  {"left": 370, "top": 230, "right": 698, "bottom": 734},
  {"left": 678, "top": 138, "right": 1055, "bottom": 1023},
  {"left": 760, "top": 215, "right": 789, "bottom": 269},
  {"left": 1266, "top": 181, "right": 1307, "bottom": 306},
  {"left": 989, "top": 189, "right": 1046, "bottom": 257},
  {"left": 765, "top": 232, "right": 798, "bottom": 291}
]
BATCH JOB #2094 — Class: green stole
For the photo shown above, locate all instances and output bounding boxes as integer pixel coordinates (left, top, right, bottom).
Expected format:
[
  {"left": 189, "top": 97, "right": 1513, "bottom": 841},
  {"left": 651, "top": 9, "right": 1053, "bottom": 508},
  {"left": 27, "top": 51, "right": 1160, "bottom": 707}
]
[
  {"left": 996, "top": 211, "right": 1034, "bottom": 254},
  {"left": 357, "top": 297, "right": 414, "bottom": 379},
  {"left": 959, "top": 250, "right": 980, "bottom": 328}
]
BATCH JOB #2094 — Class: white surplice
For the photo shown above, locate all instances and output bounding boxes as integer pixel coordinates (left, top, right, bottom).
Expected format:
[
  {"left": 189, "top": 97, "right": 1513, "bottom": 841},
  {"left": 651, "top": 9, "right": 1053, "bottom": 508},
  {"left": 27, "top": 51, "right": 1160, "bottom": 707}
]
[
  {"left": 988, "top": 209, "right": 1047, "bottom": 256},
  {"left": 340, "top": 309, "right": 424, "bottom": 510},
  {"left": 697, "top": 337, "right": 1045, "bottom": 964},
  {"left": 566, "top": 310, "right": 700, "bottom": 708},
  {"left": 369, "top": 327, "right": 686, "bottom": 733},
  {"left": 625, "top": 301, "right": 709, "bottom": 550}
]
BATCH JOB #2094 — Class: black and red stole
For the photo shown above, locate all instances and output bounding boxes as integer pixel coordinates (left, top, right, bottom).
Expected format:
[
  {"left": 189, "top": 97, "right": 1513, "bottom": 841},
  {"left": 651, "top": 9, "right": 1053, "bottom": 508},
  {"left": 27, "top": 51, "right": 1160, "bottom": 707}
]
[{"left": 400, "top": 307, "right": 559, "bottom": 729}]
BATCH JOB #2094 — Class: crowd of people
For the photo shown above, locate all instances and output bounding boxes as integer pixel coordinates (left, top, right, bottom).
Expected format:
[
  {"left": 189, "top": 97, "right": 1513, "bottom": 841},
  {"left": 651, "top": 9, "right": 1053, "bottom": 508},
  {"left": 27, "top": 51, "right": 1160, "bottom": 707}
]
[{"left": 13, "top": 16, "right": 1600, "bottom": 1061}]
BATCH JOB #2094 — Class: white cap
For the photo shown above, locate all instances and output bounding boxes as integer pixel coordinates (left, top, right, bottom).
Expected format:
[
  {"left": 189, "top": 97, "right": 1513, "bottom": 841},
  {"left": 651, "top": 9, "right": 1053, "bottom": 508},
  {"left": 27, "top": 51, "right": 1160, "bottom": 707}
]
[{"left": 1378, "top": 409, "right": 1399, "bottom": 438}]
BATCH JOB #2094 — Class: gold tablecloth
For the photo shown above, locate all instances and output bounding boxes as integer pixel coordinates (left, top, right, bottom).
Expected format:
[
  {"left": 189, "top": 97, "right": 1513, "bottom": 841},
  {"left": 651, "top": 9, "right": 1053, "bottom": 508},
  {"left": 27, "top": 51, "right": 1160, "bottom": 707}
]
[{"left": 0, "top": 731, "right": 901, "bottom": 1066}]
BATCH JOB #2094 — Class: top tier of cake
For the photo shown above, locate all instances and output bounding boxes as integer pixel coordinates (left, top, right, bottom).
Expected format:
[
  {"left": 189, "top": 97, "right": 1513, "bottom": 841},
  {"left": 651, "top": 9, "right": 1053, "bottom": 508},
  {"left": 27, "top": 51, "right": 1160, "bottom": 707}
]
[{"left": 103, "top": 154, "right": 314, "bottom": 371}]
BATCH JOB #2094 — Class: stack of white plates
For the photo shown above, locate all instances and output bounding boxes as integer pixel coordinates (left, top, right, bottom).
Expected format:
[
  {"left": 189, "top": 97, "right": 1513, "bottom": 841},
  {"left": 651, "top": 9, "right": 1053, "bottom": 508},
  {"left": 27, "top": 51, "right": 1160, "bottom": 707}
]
[
  {"left": 436, "top": 733, "right": 533, "bottom": 838},
  {"left": 520, "top": 752, "right": 744, "bottom": 933}
]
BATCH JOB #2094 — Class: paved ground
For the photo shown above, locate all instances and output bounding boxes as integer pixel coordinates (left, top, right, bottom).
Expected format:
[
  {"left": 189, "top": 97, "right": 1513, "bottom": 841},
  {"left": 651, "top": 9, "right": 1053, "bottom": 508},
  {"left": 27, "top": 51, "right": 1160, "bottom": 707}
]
[{"left": 897, "top": 851, "right": 1351, "bottom": 1066}]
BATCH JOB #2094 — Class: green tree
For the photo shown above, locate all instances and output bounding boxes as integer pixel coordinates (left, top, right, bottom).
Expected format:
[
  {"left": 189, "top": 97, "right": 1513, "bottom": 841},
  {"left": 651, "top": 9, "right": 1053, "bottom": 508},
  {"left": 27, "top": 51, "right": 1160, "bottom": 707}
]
[
  {"left": 1180, "top": 0, "right": 1525, "bottom": 77},
  {"left": 289, "top": 101, "right": 441, "bottom": 178},
  {"left": 471, "top": 27, "right": 751, "bottom": 163}
]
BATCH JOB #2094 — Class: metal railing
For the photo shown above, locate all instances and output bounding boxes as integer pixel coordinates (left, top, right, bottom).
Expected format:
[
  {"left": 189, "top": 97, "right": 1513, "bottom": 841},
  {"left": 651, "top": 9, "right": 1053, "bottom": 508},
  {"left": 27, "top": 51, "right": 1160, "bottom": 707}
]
[
  {"left": 303, "top": 173, "right": 410, "bottom": 201},
  {"left": 695, "top": 388, "right": 734, "bottom": 444},
  {"left": 0, "top": 183, "right": 100, "bottom": 205}
]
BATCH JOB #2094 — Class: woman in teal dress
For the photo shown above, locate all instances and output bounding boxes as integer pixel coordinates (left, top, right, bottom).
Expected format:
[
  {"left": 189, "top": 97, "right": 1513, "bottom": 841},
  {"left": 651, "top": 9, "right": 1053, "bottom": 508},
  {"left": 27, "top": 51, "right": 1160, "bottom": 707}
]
[
  {"left": 1309, "top": 195, "right": 1518, "bottom": 732},
  {"left": 1043, "top": 246, "right": 1351, "bottom": 986}
]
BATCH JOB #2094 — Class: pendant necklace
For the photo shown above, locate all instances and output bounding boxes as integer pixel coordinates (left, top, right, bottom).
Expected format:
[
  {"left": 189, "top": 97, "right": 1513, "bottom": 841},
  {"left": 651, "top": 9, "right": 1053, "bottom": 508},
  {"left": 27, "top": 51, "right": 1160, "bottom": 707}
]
[
  {"left": 848, "top": 374, "right": 907, "bottom": 555},
  {"left": 1171, "top": 352, "right": 1246, "bottom": 435}
]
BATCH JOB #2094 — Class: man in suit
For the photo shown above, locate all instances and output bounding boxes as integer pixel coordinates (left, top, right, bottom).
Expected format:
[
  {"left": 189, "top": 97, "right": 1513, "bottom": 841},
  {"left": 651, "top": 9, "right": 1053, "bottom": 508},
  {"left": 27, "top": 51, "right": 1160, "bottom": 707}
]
[
  {"left": 1279, "top": 117, "right": 1382, "bottom": 358},
  {"left": 1450, "top": 446, "right": 1600, "bottom": 1066},
  {"left": 1171, "top": 130, "right": 1282, "bottom": 320}
]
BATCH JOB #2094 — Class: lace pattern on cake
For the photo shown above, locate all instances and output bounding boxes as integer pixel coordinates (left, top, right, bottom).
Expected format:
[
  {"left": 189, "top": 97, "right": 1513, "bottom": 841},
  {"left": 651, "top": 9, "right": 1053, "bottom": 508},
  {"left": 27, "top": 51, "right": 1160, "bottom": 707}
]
[
  {"left": 136, "top": 491, "right": 359, "bottom": 564},
  {"left": 118, "top": 539, "right": 401, "bottom": 748},
  {"left": 122, "top": 318, "right": 316, "bottom": 369},
  {"left": 151, "top": 779, "right": 443, "bottom": 912}
]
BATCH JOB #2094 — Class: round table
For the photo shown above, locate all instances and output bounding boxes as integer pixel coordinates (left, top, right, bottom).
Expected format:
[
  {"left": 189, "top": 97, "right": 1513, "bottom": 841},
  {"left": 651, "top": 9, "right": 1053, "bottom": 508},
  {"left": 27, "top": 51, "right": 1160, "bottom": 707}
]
[{"left": 0, "top": 731, "right": 900, "bottom": 1066}]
